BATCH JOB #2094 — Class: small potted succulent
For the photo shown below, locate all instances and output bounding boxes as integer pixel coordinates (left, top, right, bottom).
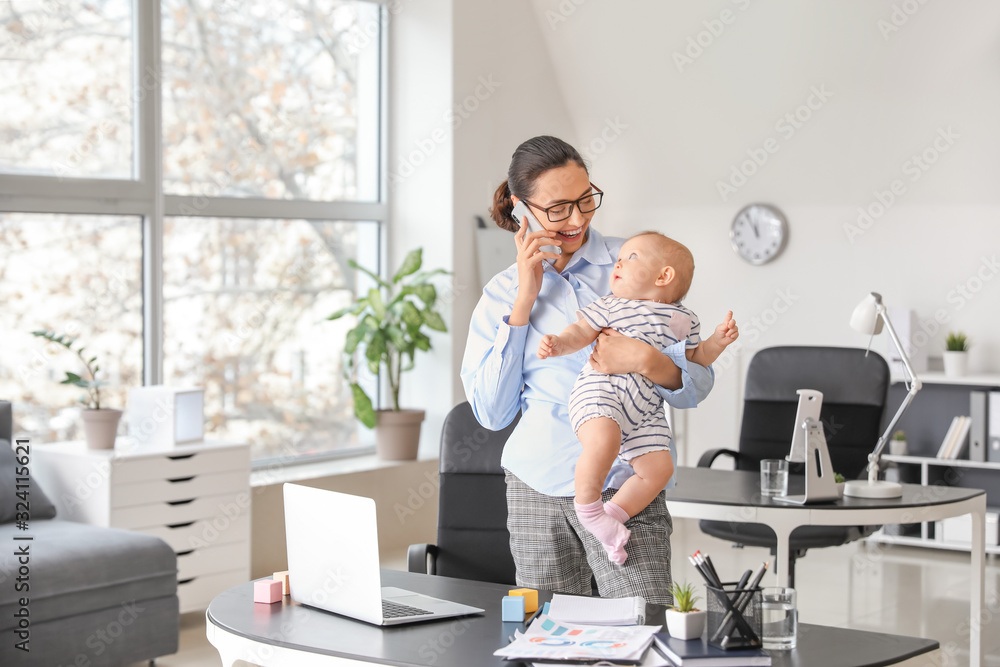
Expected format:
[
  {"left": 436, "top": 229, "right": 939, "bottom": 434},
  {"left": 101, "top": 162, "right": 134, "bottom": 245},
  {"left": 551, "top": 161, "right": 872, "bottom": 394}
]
[
  {"left": 327, "top": 248, "right": 450, "bottom": 460},
  {"left": 943, "top": 332, "right": 969, "bottom": 378},
  {"left": 666, "top": 580, "right": 706, "bottom": 640},
  {"left": 890, "top": 430, "right": 908, "bottom": 457},
  {"left": 835, "top": 472, "right": 846, "bottom": 497},
  {"left": 31, "top": 330, "right": 120, "bottom": 449}
]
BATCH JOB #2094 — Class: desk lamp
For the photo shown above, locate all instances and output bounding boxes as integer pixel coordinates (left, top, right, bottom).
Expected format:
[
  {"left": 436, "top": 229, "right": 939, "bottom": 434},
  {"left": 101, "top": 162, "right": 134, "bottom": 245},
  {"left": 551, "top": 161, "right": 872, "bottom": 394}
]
[{"left": 845, "top": 292, "right": 922, "bottom": 499}]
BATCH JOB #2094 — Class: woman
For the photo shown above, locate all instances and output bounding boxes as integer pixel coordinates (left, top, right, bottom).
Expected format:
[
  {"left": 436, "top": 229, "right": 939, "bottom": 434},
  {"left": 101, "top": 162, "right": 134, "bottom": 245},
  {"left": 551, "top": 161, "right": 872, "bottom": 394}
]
[{"left": 460, "top": 136, "right": 714, "bottom": 604}]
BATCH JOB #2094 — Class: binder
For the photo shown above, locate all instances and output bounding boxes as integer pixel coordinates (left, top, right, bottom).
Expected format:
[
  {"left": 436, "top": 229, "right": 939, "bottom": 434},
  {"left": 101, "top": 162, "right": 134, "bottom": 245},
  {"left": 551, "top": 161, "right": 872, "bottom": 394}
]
[
  {"left": 990, "top": 392, "right": 1000, "bottom": 463},
  {"left": 970, "top": 391, "right": 987, "bottom": 463}
]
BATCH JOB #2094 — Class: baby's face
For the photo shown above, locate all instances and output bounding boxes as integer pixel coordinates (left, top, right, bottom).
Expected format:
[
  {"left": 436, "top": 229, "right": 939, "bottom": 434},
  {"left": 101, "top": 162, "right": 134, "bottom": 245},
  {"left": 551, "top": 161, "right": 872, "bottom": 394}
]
[{"left": 609, "top": 236, "right": 667, "bottom": 301}]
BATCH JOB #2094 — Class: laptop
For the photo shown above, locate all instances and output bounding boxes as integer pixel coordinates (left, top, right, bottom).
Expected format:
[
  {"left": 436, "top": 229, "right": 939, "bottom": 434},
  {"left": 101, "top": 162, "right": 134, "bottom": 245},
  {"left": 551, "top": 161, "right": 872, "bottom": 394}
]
[{"left": 282, "top": 483, "right": 485, "bottom": 626}]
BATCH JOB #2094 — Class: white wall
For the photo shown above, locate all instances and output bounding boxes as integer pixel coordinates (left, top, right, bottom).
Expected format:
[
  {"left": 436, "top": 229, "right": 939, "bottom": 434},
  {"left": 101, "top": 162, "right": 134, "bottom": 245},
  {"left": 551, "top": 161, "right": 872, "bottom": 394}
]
[{"left": 513, "top": 0, "right": 1000, "bottom": 462}]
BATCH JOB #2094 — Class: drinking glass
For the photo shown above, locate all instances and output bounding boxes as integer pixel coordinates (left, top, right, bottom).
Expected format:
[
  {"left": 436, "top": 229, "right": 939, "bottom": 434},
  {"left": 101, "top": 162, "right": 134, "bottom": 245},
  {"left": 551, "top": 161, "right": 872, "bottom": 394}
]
[
  {"left": 760, "top": 459, "right": 788, "bottom": 497},
  {"left": 761, "top": 587, "right": 797, "bottom": 649}
]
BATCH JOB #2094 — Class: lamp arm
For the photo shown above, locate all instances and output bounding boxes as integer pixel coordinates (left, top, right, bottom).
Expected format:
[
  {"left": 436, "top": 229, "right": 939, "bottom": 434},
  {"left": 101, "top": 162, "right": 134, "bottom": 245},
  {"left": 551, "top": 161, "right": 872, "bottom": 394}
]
[{"left": 866, "top": 304, "right": 922, "bottom": 481}]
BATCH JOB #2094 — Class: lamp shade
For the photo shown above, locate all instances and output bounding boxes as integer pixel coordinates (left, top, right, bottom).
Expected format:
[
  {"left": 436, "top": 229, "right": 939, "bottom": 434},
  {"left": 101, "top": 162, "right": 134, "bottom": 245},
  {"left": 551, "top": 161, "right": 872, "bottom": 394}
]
[{"left": 850, "top": 292, "right": 884, "bottom": 335}]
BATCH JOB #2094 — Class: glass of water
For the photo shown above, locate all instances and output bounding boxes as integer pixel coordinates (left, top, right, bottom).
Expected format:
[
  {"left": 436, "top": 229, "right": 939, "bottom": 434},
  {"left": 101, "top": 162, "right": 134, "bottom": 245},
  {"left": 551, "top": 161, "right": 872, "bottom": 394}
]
[
  {"left": 761, "top": 587, "right": 797, "bottom": 650},
  {"left": 760, "top": 459, "right": 788, "bottom": 497}
]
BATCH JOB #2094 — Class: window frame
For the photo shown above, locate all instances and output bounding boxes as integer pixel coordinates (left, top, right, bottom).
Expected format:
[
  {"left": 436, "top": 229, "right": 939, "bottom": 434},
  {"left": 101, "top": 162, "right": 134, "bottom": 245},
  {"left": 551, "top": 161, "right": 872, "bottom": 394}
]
[{"left": 0, "top": 0, "right": 389, "bottom": 464}]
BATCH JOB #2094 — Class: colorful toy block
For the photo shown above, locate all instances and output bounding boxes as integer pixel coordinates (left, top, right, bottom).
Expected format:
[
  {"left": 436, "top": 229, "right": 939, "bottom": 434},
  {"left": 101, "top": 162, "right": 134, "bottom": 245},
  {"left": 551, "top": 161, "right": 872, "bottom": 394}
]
[
  {"left": 272, "top": 570, "right": 290, "bottom": 595},
  {"left": 507, "top": 587, "right": 538, "bottom": 613},
  {"left": 501, "top": 595, "right": 526, "bottom": 622},
  {"left": 254, "top": 579, "right": 283, "bottom": 604}
]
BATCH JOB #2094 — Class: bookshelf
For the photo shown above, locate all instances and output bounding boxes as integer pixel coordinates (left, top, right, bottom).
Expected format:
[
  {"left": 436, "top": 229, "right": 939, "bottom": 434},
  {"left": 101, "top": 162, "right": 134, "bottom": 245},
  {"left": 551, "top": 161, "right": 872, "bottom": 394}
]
[
  {"left": 869, "top": 455, "right": 1000, "bottom": 554},
  {"left": 867, "top": 374, "right": 1000, "bottom": 554}
]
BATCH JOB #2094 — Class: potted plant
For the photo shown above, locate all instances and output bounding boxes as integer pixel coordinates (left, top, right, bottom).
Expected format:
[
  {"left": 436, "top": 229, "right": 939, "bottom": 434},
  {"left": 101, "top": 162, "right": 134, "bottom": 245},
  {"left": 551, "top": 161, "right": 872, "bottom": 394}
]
[
  {"left": 327, "top": 248, "right": 449, "bottom": 460},
  {"left": 943, "top": 332, "right": 969, "bottom": 377},
  {"left": 666, "top": 580, "right": 706, "bottom": 640},
  {"left": 890, "top": 430, "right": 908, "bottom": 457},
  {"left": 834, "top": 472, "right": 846, "bottom": 497},
  {"left": 31, "top": 330, "right": 120, "bottom": 449}
]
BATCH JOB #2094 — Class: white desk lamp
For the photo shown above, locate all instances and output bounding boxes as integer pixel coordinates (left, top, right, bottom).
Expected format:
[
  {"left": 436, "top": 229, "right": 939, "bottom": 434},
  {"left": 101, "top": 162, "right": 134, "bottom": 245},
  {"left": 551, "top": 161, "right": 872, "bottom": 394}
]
[{"left": 844, "top": 292, "right": 922, "bottom": 499}]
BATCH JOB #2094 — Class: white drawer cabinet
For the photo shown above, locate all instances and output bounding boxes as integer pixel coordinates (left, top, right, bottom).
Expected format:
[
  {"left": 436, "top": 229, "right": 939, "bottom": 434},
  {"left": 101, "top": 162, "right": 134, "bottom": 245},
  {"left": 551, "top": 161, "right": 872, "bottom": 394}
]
[{"left": 33, "top": 439, "right": 251, "bottom": 613}]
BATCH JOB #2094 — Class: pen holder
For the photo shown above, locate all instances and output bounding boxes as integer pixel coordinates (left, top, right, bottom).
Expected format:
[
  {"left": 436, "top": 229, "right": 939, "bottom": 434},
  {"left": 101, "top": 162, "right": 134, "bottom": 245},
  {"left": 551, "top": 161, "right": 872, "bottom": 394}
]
[{"left": 705, "top": 582, "right": 763, "bottom": 651}]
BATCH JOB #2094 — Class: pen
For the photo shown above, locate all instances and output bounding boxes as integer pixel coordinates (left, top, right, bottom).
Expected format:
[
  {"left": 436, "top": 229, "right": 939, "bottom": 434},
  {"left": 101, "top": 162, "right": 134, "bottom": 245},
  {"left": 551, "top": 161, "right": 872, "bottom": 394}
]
[
  {"left": 701, "top": 551, "right": 722, "bottom": 585},
  {"left": 692, "top": 552, "right": 723, "bottom": 588}
]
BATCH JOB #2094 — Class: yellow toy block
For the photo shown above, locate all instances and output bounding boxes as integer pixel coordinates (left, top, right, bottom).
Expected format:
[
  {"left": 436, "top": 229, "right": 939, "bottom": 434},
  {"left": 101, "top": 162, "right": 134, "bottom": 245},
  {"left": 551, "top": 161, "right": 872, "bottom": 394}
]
[
  {"left": 508, "top": 587, "right": 538, "bottom": 613},
  {"left": 273, "top": 570, "right": 290, "bottom": 595}
]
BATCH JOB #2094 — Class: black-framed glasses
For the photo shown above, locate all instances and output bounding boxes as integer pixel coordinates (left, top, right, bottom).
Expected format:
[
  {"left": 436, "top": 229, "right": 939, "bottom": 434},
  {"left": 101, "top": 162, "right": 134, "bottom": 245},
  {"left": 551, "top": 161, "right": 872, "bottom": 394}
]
[{"left": 523, "top": 183, "right": 603, "bottom": 223}]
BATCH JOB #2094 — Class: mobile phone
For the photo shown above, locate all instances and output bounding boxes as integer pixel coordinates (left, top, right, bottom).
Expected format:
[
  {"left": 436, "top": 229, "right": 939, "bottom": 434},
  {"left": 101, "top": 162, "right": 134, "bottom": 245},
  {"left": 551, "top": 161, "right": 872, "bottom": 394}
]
[{"left": 511, "top": 200, "right": 561, "bottom": 261}]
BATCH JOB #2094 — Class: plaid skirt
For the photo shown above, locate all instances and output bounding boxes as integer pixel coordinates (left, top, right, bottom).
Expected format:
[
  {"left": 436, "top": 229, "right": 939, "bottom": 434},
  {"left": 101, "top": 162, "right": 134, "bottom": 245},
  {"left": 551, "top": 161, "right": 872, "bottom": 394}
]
[{"left": 504, "top": 470, "right": 674, "bottom": 606}]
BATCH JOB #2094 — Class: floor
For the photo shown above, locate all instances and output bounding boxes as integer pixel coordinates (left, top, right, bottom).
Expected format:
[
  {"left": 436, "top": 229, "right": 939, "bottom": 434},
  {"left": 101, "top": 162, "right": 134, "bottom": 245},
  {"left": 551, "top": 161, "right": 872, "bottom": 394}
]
[{"left": 142, "top": 518, "right": 1000, "bottom": 667}]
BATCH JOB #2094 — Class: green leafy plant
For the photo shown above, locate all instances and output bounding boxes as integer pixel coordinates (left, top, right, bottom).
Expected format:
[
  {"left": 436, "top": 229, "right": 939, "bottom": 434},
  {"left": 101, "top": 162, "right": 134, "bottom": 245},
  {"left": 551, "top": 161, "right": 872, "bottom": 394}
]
[
  {"left": 834, "top": 472, "right": 846, "bottom": 484},
  {"left": 31, "top": 330, "right": 105, "bottom": 409},
  {"left": 669, "top": 580, "right": 700, "bottom": 613},
  {"left": 327, "top": 248, "right": 449, "bottom": 428},
  {"left": 893, "top": 430, "right": 906, "bottom": 441},
  {"left": 945, "top": 331, "right": 969, "bottom": 352}
]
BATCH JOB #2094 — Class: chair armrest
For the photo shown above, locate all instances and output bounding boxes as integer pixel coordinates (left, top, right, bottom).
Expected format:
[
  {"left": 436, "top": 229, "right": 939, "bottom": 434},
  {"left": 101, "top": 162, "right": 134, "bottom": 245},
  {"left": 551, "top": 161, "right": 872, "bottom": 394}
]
[
  {"left": 697, "top": 448, "right": 741, "bottom": 468},
  {"left": 407, "top": 543, "right": 439, "bottom": 575}
]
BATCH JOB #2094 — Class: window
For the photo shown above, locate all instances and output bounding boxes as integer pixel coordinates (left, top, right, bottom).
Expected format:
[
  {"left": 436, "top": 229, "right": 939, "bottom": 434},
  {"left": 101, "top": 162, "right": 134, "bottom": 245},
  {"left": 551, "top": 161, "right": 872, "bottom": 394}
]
[
  {"left": 0, "top": 213, "right": 143, "bottom": 442},
  {"left": 0, "top": 1, "right": 386, "bottom": 464}
]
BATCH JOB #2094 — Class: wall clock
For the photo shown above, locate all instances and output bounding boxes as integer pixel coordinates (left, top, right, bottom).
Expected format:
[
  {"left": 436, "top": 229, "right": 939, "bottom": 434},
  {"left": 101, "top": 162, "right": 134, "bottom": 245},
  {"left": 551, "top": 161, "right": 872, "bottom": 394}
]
[{"left": 730, "top": 204, "right": 788, "bottom": 265}]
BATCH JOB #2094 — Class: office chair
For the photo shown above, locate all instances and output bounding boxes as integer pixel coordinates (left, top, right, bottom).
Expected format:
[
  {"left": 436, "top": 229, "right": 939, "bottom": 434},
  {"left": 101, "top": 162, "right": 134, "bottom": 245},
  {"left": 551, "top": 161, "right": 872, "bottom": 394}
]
[
  {"left": 698, "top": 346, "right": 890, "bottom": 587},
  {"left": 407, "top": 402, "right": 520, "bottom": 585}
]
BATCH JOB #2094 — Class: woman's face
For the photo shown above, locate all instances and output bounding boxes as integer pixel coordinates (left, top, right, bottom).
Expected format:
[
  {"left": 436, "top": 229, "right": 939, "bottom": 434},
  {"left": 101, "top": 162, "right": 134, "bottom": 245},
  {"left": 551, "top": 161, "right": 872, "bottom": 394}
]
[{"left": 517, "top": 162, "right": 595, "bottom": 258}]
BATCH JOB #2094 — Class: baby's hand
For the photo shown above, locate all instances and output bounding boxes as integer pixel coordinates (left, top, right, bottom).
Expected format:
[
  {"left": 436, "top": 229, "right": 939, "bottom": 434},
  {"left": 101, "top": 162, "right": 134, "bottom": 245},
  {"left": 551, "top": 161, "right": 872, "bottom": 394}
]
[
  {"left": 537, "top": 334, "right": 563, "bottom": 359},
  {"left": 712, "top": 310, "right": 739, "bottom": 348}
]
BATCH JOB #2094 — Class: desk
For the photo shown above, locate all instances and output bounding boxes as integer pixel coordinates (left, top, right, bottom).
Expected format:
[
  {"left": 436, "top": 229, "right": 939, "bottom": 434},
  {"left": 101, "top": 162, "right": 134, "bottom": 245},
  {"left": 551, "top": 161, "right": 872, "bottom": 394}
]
[
  {"left": 664, "top": 467, "right": 986, "bottom": 667},
  {"left": 206, "top": 571, "right": 939, "bottom": 666}
]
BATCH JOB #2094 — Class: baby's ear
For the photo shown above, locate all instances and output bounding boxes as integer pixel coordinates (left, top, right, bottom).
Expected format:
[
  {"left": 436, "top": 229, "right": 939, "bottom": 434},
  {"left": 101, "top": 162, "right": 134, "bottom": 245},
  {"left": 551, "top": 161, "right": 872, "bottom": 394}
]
[{"left": 655, "top": 266, "right": 675, "bottom": 287}]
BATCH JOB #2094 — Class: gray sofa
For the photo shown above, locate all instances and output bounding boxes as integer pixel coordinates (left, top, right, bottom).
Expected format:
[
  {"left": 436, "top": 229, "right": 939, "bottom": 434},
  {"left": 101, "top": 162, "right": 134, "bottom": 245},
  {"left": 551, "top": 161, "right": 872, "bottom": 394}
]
[{"left": 0, "top": 401, "right": 179, "bottom": 666}]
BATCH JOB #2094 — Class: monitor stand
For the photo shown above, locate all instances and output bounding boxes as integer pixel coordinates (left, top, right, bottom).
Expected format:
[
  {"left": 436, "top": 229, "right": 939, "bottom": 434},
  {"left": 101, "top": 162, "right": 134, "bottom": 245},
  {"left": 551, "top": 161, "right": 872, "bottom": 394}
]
[{"left": 774, "top": 418, "right": 841, "bottom": 505}]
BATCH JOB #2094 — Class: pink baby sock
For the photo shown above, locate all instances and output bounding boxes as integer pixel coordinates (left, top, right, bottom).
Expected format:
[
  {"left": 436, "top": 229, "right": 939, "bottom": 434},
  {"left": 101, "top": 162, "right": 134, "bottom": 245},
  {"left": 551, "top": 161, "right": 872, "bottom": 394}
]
[{"left": 575, "top": 500, "right": 630, "bottom": 565}]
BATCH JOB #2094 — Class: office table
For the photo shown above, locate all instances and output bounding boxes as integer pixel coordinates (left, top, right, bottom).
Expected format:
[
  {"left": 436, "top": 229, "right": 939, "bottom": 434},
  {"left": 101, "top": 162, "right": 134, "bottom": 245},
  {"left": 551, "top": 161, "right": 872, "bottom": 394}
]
[
  {"left": 664, "top": 467, "right": 986, "bottom": 667},
  {"left": 206, "top": 571, "right": 939, "bottom": 666}
]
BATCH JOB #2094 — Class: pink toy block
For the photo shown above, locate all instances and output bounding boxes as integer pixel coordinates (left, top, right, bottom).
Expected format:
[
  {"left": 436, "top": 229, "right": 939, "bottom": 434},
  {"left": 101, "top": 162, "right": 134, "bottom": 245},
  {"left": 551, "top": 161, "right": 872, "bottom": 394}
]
[
  {"left": 254, "top": 579, "right": 283, "bottom": 604},
  {"left": 273, "top": 571, "right": 290, "bottom": 595}
]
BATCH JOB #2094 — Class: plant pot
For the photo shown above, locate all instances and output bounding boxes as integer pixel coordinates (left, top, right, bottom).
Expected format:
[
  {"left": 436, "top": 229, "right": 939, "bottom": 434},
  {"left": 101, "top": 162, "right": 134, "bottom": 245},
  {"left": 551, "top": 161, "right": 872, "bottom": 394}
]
[
  {"left": 836, "top": 482, "right": 845, "bottom": 498},
  {"left": 81, "top": 408, "right": 122, "bottom": 450},
  {"left": 666, "top": 608, "right": 706, "bottom": 640},
  {"left": 374, "top": 409, "right": 425, "bottom": 460},
  {"left": 943, "top": 351, "right": 968, "bottom": 377}
]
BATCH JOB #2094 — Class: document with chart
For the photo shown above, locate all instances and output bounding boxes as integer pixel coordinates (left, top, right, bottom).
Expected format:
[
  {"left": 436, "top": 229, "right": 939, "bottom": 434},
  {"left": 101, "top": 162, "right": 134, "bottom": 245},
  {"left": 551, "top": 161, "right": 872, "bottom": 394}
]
[{"left": 493, "top": 614, "right": 660, "bottom": 662}]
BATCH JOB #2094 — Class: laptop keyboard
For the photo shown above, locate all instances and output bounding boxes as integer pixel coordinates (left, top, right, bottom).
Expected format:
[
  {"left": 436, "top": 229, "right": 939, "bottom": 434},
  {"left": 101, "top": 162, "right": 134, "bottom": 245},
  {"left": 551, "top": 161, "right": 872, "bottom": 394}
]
[{"left": 382, "top": 599, "right": 432, "bottom": 619}]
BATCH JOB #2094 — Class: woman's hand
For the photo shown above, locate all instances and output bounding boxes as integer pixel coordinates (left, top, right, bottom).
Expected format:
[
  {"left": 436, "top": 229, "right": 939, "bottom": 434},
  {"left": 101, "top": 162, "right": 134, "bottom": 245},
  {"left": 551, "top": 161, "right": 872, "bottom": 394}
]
[
  {"left": 509, "top": 218, "right": 561, "bottom": 326},
  {"left": 589, "top": 329, "right": 682, "bottom": 389}
]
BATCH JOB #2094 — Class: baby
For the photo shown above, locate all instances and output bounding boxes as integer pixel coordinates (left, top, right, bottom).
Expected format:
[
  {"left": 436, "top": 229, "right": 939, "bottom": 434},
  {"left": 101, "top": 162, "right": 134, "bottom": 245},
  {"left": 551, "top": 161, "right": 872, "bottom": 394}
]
[{"left": 537, "top": 231, "right": 738, "bottom": 564}]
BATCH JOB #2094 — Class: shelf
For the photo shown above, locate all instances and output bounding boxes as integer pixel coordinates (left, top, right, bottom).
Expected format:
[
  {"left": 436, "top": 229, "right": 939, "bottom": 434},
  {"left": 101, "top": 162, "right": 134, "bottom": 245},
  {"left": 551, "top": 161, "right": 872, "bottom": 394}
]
[
  {"left": 882, "top": 454, "right": 1000, "bottom": 470},
  {"left": 892, "top": 372, "right": 1000, "bottom": 387},
  {"left": 867, "top": 531, "right": 1000, "bottom": 555}
]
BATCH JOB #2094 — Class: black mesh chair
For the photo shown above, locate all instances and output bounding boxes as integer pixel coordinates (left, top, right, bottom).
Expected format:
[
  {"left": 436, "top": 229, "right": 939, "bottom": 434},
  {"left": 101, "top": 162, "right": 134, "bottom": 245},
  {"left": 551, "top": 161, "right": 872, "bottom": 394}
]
[
  {"left": 407, "top": 402, "right": 520, "bottom": 585},
  {"left": 698, "top": 346, "right": 890, "bottom": 586}
]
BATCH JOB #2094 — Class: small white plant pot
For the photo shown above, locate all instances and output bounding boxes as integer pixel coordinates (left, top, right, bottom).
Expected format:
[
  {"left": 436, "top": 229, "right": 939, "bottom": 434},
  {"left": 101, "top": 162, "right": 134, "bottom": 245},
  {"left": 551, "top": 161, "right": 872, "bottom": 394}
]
[
  {"left": 81, "top": 408, "right": 122, "bottom": 450},
  {"left": 889, "top": 439, "right": 908, "bottom": 457},
  {"left": 666, "top": 609, "right": 706, "bottom": 640},
  {"left": 943, "top": 351, "right": 968, "bottom": 378}
]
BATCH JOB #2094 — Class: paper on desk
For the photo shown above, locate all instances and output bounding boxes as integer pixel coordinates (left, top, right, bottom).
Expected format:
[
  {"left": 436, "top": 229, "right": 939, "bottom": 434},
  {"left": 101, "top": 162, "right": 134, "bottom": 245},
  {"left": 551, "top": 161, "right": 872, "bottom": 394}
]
[
  {"left": 532, "top": 644, "right": 674, "bottom": 667},
  {"left": 548, "top": 593, "right": 646, "bottom": 625},
  {"left": 495, "top": 614, "right": 660, "bottom": 662}
]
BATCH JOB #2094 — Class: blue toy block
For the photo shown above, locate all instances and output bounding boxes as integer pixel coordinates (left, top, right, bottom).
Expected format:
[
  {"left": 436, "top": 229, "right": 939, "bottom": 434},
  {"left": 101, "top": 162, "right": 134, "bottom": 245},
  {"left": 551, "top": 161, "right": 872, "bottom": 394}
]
[{"left": 501, "top": 595, "right": 526, "bottom": 622}]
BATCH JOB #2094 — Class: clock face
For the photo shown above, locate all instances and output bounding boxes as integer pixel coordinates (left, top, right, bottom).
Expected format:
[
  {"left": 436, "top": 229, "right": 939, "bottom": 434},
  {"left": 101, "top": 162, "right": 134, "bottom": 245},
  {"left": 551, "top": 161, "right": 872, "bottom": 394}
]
[{"left": 730, "top": 204, "right": 787, "bottom": 265}]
